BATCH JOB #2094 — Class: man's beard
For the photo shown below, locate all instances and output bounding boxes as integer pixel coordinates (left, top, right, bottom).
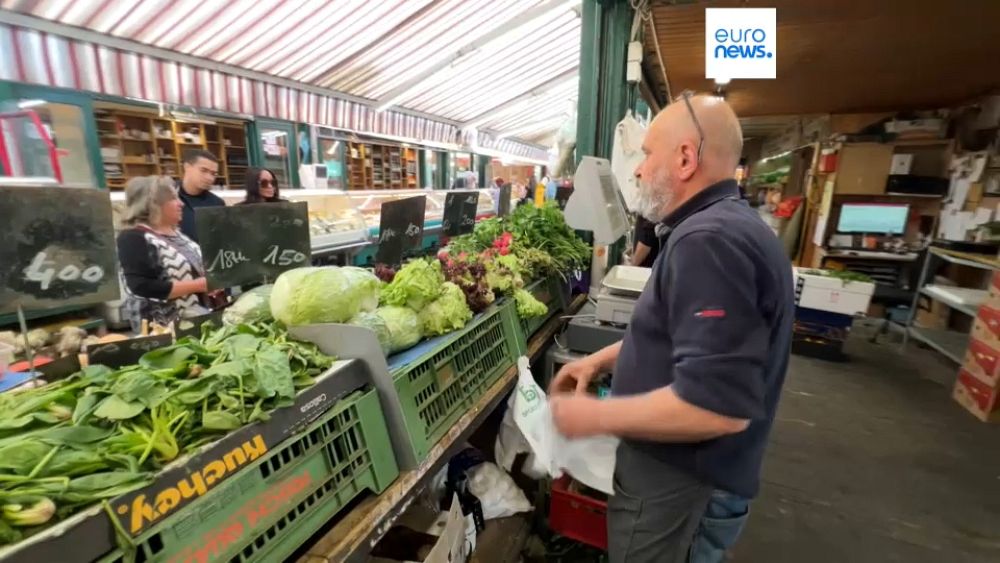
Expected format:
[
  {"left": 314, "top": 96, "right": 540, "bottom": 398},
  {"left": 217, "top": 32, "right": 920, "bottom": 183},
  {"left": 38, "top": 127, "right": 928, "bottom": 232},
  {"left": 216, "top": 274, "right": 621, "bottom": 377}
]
[{"left": 636, "top": 168, "right": 674, "bottom": 223}]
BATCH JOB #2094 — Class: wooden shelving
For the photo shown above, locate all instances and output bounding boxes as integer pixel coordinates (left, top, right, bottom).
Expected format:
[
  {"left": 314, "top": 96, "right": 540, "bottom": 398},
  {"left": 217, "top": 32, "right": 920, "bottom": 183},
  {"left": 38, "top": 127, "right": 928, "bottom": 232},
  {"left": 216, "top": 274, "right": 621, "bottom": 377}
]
[
  {"left": 92, "top": 105, "right": 249, "bottom": 190},
  {"left": 344, "top": 141, "right": 418, "bottom": 190}
]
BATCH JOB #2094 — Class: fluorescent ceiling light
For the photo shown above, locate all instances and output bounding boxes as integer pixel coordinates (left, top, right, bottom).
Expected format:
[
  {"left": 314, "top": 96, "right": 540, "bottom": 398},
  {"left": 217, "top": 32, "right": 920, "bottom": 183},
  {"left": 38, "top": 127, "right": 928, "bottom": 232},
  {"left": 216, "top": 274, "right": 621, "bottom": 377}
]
[{"left": 17, "top": 99, "right": 47, "bottom": 109}]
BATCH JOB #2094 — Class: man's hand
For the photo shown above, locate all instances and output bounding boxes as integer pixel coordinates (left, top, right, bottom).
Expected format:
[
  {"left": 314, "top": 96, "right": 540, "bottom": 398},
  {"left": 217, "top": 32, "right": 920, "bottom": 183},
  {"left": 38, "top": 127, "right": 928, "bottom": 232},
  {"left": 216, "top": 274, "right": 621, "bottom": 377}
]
[
  {"left": 550, "top": 394, "right": 605, "bottom": 438},
  {"left": 549, "top": 357, "right": 601, "bottom": 394}
]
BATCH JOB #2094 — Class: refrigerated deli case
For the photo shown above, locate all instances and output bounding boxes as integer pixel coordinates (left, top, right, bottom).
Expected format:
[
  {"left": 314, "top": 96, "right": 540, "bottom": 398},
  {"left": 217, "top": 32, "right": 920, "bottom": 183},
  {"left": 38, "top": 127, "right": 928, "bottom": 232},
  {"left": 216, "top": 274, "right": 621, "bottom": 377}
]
[{"left": 108, "top": 188, "right": 497, "bottom": 260}]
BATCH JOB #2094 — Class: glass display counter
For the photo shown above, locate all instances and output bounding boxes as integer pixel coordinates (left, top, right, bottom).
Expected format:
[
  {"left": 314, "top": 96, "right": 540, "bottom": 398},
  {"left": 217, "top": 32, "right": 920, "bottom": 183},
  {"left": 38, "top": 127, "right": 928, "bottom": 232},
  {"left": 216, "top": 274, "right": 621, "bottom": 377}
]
[
  {"left": 108, "top": 189, "right": 369, "bottom": 251},
  {"left": 345, "top": 188, "right": 497, "bottom": 234}
]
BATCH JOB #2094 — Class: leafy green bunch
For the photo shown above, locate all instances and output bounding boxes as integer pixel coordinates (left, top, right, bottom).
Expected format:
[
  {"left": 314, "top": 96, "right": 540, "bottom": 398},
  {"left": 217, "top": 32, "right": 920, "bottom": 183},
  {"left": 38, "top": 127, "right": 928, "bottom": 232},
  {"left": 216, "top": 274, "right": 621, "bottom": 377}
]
[{"left": 0, "top": 322, "right": 333, "bottom": 545}]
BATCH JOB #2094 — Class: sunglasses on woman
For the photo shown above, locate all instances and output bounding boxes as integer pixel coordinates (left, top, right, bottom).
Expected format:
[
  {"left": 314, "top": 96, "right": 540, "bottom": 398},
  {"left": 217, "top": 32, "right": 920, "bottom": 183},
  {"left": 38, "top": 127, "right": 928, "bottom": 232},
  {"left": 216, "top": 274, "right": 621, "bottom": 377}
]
[{"left": 259, "top": 180, "right": 274, "bottom": 187}]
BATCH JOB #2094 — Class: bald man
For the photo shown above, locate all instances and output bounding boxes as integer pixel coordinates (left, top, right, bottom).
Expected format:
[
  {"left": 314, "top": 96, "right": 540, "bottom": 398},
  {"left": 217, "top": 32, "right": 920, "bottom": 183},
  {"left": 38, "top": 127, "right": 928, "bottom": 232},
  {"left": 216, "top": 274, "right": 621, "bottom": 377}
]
[{"left": 550, "top": 93, "right": 793, "bottom": 562}]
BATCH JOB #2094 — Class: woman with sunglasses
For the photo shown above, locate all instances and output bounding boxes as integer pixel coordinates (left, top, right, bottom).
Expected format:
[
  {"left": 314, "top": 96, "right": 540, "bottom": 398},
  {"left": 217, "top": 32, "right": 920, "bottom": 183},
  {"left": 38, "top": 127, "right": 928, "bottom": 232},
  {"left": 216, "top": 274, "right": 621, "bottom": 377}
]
[{"left": 238, "top": 167, "right": 287, "bottom": 205}]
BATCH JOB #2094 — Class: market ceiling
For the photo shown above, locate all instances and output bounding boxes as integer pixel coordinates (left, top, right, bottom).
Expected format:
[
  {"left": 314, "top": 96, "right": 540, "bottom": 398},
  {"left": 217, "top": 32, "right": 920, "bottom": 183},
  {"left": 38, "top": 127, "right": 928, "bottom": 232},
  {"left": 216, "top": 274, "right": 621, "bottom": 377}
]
[
  {"left": 0, "top": 0, "right": 580, "bottom": 147},
  {"left": 643, "top": 0, "right": 1000, "bottom": 117}
]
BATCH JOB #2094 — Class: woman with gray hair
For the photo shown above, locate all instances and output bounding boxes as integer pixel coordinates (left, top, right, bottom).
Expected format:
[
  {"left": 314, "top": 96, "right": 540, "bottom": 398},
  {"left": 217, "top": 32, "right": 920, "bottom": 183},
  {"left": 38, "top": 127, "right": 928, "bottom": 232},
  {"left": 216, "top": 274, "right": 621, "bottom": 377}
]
[{"left": 116, "top": 175, "right": 210, "bottom": 331}]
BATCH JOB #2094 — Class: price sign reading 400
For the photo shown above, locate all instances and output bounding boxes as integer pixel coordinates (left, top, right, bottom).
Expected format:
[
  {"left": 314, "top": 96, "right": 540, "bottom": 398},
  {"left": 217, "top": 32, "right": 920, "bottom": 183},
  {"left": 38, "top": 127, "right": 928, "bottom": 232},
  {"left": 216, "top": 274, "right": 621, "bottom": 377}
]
[
  {"left": 0, "top": 186, "right": 121, "bottom": 314},
  {"left": 196, "top": 202, "right": 311, "bottom": 290}
]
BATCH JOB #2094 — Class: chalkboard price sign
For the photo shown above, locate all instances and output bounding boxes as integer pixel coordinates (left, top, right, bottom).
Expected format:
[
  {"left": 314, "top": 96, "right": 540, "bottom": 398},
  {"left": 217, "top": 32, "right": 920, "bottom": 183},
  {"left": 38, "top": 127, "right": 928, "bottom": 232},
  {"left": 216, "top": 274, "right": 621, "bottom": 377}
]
[
  {"left": 0, "top": 186, "right": 121, "bottom": 314},
  {"left": 442, "top": 191, "right": 480, "bottom": 236},
  {"left": 196, "top": 202, "right": 311, "bottom": 290},
  {"left": 87, "top": 333, "right": 173, "bottom": 369},
  {"left": 174, "top": 311, "right": 224, "bottom": 339},
  {"left": 376, "top": 196, "right": 426, "bottom": 265},
  {"left": 498, "top": 185, "right": 512, "bottom": 217}
]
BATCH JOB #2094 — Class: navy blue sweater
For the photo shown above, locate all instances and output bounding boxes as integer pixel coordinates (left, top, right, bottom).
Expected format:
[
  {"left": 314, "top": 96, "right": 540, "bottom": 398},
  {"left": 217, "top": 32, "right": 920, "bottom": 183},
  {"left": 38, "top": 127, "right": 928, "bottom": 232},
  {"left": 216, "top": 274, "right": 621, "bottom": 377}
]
[{"left": 611, "top": 179, "right": 793, "bottom": 498}]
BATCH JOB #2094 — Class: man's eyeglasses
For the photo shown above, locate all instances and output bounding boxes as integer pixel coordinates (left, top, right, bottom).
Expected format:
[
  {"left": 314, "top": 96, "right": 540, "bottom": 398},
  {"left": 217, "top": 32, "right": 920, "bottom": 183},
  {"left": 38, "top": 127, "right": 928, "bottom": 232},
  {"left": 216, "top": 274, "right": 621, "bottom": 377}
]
[{"left": 677, "top": 90, "right": 705, "bottom": 163}]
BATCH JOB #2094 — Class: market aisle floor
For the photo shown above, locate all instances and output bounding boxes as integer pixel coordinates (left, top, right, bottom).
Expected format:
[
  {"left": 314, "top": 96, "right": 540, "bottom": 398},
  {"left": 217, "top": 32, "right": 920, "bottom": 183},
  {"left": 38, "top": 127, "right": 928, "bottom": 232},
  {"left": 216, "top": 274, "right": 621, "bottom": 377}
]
[{"left": 733, "top": 324, "right": 1000, "bottom": 563}]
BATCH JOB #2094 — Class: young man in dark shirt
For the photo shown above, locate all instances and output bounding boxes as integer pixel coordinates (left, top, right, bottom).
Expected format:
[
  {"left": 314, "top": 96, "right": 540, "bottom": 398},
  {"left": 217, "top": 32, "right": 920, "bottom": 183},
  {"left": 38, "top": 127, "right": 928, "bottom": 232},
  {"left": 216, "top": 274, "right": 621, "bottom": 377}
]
[
  {"left": 630, "top": 215, "right": 661, "bottom": 268},
  {"left": 550, "top": 93, "right": 793, "bottom": 563},
  {"left": 177, "top": 149, "right": 224, "bottom": 242}
]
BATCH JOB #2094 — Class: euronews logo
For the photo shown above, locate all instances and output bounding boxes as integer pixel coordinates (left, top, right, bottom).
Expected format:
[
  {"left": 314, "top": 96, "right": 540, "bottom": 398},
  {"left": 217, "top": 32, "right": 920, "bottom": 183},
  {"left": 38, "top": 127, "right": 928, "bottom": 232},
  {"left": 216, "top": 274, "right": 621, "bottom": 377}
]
[
  {"left": 705, "top": 8, "right": 776, "bottom": 80},
  {"left": 713, "top": 28, "right": 773, "bottom": 59}
]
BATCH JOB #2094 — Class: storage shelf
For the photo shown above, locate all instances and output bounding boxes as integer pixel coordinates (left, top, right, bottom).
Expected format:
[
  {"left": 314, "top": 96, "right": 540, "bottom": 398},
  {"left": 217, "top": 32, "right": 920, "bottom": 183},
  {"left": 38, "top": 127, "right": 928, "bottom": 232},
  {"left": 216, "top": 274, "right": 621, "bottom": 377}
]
[
  {"left": 908, "top": 326, "right": 968, "bottom": 364},
  {"left": 919, "top": 285, "right": 985, "bottom": 317},
  {"left": 929, "top": 247, "right": 1000, "bottom": 271}
]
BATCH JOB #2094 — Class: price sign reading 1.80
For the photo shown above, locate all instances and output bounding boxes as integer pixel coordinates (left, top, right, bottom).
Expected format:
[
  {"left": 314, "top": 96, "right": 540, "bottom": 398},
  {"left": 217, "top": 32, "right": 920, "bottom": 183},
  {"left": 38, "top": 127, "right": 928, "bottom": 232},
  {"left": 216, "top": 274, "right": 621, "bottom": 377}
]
[
  {"left": 0, "top": 186, "right": 121, "bottom": 314},
  {"left": 196, "top": 202, "right": 311, "bottom": 289}
]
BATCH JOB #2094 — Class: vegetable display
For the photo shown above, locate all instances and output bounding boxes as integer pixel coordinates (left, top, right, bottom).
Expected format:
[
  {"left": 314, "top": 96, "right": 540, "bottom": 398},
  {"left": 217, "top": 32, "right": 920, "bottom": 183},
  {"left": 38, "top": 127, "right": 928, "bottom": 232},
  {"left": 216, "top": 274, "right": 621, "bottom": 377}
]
[
  {"left": 447, "top": 202, "right": 590, "bottom": 277},
  {"left": 0, "top": 322, "right": 334, "bottom": 545},
  {"left": 419, "top": 282, "right": 473, "bottom": 337},
  {"left": 372, "top": 306, "right": 423, "bottom": 354},
  {"left": 380, "top": 259, "right": 445, "bottom": 311},
  {"left": 270, "top": 266, "right": 380, "bottom": 325},
  {"left": 222, "top": 284, "right": 274, "bottom": 326},
  {"left": 348, "top": 311, "right": 393, "bottom": 355}
]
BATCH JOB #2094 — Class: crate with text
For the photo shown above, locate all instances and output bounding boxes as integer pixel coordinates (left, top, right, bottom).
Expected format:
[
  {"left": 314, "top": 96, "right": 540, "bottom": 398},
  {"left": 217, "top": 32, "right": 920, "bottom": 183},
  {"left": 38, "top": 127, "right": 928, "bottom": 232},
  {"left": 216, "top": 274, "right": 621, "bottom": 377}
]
[
  {"left": 971, "top": 306, "right": 1000, "bottom": 349},
  {"left": 963, "top": 337, "right": 1000, "bottom": 386},
  {"left": 0, "top": 361, "right": 397, "bottom": 563},
  {"left": 953, "top": 368, "right": 1000, "bottom": 422}
]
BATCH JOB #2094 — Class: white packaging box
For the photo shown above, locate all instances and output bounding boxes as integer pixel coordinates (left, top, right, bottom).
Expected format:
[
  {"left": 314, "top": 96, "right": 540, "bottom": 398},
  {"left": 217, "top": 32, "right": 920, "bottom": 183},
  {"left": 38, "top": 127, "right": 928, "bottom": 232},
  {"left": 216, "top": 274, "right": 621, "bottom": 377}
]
[
  {"left": 793, "top": 268, "right": 876, "bottom": 316},
  {"left": 890, "top": 154, "right": 913, "bottom": 175}
]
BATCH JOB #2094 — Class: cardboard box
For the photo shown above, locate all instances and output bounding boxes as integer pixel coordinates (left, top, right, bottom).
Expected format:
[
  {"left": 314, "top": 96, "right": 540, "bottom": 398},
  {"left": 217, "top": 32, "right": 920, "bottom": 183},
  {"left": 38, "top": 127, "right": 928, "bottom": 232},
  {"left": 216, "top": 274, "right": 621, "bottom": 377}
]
[
  {"left": 914, "top": 297, "right": 950, "bottom": 330},
  {"left": 972, "top": 306, "right": 1000, "bottom": 348},
  {"left": 370, "top": 495, "right": 469, "bottom": 563},
  {"left": 954, "top": 369, "right": 1000, "bottom": 422},
  {"left": 793, "top": 268, "right": 875, "bottom": 317},
  {"left": 963, "top": 337, "right": 1000, "bottom": 386}
]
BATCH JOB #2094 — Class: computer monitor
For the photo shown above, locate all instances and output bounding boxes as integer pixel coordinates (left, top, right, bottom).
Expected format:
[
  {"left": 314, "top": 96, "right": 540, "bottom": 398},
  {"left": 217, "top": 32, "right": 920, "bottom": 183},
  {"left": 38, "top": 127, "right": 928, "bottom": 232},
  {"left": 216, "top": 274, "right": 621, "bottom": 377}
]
[{"left": 837, "top": 203, "right": 909, "bottom": 234}]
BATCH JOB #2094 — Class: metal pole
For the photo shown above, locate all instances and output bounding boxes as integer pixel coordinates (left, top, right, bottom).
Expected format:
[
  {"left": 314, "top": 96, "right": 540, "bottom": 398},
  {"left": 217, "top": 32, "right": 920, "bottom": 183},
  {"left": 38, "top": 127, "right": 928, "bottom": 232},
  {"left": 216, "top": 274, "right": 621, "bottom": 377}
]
[{"left": 901, "top": 250, "right": 934, "bottom": 350}]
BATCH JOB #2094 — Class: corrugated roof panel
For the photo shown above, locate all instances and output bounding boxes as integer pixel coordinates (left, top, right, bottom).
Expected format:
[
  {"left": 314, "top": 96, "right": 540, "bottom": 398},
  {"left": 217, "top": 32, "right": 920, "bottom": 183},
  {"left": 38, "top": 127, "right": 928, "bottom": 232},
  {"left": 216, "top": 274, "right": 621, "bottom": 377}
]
[
  {"left": 326, "top": 0, "right": 542, "bottom": 99},
  {"left": 4, "top": 0, "right": 580, "bottom": 148},
  {"left": 396, "top": 14, "right": 579, "bottom": 122}
]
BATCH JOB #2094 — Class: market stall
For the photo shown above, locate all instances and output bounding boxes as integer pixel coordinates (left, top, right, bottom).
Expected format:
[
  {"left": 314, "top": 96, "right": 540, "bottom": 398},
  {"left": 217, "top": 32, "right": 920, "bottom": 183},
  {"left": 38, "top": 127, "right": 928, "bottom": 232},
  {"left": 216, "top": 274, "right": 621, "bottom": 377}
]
[{"left": 0, "top": 165, "right": 591, "bottom": 562}]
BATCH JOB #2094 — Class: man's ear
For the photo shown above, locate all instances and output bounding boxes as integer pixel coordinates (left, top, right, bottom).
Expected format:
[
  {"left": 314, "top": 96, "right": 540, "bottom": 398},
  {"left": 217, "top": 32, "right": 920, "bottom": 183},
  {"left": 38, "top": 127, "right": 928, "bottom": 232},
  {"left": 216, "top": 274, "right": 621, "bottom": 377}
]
[{"left": 677, "top": 141, "right": 699, "bottom": 181}]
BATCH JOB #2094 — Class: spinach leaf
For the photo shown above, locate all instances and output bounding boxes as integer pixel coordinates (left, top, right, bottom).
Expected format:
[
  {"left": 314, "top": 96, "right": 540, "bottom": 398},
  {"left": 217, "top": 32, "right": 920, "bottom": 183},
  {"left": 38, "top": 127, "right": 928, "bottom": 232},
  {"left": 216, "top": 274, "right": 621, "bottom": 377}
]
[
  {"left": 0, "top": 442, "right": 53, "bottom": 474},
  {"left": 72, "top": 393, "right": 101, "bottom": 425},
  {"left": 111, "top": 372, "right": 161, "bottom": 403},
  {"left": 202, "top": 411, "right": 241, "bottom": 431},
  {"left": 254, "top": 344, "right": 294, "bottom": 399},
  {"left": 138, "top": 346, "right": 194, "bottom": 372},
  {"left": 41, "top": 449, "right": 107, "bottom": 477},
  {"left": 222, "top": 334, "right": 260, "bottom": 360},
  {"left": 38, "top": 426, "right": 114, "bottom": 445},
  {"left": 0, "top": 417, "right": 36, "bottom": 431},
  {"left": 93, "top": 396, "right": 145, "bottom": 420}
]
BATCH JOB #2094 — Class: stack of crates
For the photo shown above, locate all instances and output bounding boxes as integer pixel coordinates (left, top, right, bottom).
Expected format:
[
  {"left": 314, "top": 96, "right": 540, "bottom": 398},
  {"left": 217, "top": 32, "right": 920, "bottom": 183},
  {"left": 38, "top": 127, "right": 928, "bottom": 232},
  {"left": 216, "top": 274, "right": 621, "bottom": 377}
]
[{"left": 389, "top": 300, "right": 523, "bottom": 461}]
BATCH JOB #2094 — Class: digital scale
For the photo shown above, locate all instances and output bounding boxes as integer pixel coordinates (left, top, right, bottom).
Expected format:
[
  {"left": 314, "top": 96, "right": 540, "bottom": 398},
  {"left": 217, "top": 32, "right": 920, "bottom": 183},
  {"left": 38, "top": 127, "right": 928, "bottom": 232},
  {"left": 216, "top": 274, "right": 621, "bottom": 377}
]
[{"left": 559, "top": 157, "right": 652, "bottom": 353}]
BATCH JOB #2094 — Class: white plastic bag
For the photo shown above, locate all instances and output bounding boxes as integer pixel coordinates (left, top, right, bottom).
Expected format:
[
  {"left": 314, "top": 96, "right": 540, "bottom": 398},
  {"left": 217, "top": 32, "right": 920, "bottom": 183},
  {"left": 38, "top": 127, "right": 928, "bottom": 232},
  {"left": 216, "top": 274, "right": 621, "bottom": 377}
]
[
  {"left": 509, "top": 357, "right": 618, "bottom": 494},
  {"left": 612, "top": 111, "right": 648, "bottom": 212},
  {"left": 466, "top": 462, "right": 531, "bottom": 520}
]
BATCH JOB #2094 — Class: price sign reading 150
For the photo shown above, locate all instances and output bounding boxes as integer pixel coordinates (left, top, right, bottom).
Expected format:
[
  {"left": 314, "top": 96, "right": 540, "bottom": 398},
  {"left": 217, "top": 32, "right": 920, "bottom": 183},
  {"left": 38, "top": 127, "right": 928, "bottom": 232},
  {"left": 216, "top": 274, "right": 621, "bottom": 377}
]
[{"left": 208, "top": 245, "right": 307, "bottom": 272}]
